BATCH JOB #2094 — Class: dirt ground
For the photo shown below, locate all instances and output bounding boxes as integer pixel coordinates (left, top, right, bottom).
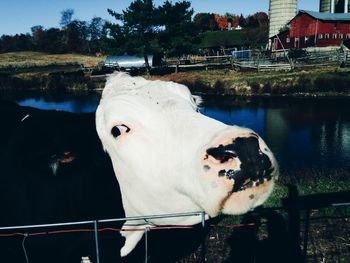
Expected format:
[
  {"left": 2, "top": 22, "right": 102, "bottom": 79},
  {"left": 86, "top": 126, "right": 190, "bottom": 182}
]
[{"left": 175, "top": 210, "right": 350, "bottom": 263}]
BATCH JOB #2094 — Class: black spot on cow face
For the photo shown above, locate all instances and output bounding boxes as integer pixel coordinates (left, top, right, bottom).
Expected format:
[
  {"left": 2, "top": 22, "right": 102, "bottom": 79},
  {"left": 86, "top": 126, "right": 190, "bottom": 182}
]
[{"left": 206, "top": 137, "right": 273, "bottom": 193}]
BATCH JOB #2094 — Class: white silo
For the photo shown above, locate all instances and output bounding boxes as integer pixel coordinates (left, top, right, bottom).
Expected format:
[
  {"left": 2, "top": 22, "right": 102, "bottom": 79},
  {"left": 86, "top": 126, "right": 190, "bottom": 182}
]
[
  {"left": 319, "top": 0, "right": 349, "bottom": 13},
  {"left": 269, "top": 0, "right": 297, "bottom": 38}
]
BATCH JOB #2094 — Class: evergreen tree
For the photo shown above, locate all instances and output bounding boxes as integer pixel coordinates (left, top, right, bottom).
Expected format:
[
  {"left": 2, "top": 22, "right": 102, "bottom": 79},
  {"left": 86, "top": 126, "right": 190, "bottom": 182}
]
[
  {"left": 238, "top": 14, "right": 246, "bottom": 28},
  {"left": 156, "top": 1, "right": 200, "bottom": 57},
  {"left": 107, "top": 0, "right": 156, "bottom": 68}
]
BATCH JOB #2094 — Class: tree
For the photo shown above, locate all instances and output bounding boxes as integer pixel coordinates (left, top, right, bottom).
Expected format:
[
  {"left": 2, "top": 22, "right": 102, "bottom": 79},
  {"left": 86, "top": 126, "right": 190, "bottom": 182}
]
[
  {"left": 31, "top": 25, "right": 44, "bottom": 50},
  {"left": 15, "top": 34, "right": 33, "bottom": 51},
  {"left": 241, "top": 27, "right": 268, "bottom": 48},
  {"left": 100, "top": 22, "right": 125, "bottom": 54},
  {"left": 87, "top": 17, "right": 105, "bottom": 53},
  {"left": 60, "top": 9, "right": 74, "bottom": 28},
  {"left": 0, "top": 35, "right": 13, "bottom": 53},
  {"left": 238, "top": 14, "right": 246, "bottom": 28},
  {"left": 194, "top": 13, "right": 218, "bottom": 32},
  {"left": 245, "top": 14, "right": 259, "bottom": 28},
  {"left": 40, "top": 28, "right": 66, "bottom": 53},
  {"left": 66, "top": 20, "right": 88, "bottom": 53},
  {"left": 231, "top": 15, "right": 240, "bottom": 28},
  {"left": 0, "top": 34, "right": 33, "bottom": 53},
  {"left": 254, "top": 12, "right": 269, "bottom": 28},
  {"left": 89, "top": 17, "right": 104, "bottom": 41},
  {"left": 106, "top": 0, "right": 200, "bottom": 60},
  {"left": 156, "top": 1, "right": 200, "bottom": 57},
  {"left": 214, "top": 14, "right": 228, "bottom": 30},
  {"left": 107, "top": 0, "right": 156, "bottom": 68}
]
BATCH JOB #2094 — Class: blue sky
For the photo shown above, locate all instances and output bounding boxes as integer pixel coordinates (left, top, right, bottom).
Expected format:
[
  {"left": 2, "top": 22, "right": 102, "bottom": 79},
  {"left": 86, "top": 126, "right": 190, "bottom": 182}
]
[{"left": 0, "top": 0, "right": 319, "bottom": 35}]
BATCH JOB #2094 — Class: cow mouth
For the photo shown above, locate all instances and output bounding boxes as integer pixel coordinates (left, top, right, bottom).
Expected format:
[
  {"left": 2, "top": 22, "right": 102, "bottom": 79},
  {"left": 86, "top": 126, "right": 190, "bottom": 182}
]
[
  {"left": 218, "top": 167, "right": 274, "bottom": 193},
  {"left": 206, "top": 136, "right": 275, "bottom": 193}
]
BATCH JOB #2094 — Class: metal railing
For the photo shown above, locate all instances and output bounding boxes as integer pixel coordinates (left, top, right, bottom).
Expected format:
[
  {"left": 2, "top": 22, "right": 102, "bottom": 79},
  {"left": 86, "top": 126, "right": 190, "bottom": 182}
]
[
  {"left": 1, "top": 190, "right": 350, "bottom": 263},
  {"left": 0, "top": 211, "right": 207, "bottom": 263}
]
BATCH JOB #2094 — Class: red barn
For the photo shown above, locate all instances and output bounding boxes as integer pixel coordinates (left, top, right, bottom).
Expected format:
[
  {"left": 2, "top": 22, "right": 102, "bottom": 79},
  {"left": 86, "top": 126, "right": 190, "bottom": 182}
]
[{"left": 271, "top": 10, "right": 350, "bottom": 51}]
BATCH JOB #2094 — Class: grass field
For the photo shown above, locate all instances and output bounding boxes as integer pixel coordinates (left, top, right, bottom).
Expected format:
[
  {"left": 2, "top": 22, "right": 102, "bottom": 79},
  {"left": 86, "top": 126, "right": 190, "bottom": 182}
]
[
  {"left": 2, "top": 52, "right": 350, "bottom": 96},
  {"left": 0, "top": 51, "right": 105, "bottom": 69},
  {"left": 149, "top": 67, "right": 350, "bottom": 96}
]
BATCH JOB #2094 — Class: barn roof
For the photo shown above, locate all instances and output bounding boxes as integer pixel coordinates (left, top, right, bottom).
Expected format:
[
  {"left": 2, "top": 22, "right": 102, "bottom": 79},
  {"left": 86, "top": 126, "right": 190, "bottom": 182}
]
[{"left": 299, "top": 10, "right": 350, "bottom": 21}]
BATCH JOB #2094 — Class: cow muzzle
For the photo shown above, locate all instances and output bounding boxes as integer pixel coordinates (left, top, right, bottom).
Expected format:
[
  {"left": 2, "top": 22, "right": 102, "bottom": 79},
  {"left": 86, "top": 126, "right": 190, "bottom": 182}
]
[{"left": 204, "top": 134, "right": 275, "bottom": 193}]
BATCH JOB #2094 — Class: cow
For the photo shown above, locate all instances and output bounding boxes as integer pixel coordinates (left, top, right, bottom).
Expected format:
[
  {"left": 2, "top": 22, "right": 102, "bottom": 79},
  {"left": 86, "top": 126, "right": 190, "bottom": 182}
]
[
  {"left": 0, "top": 101, "right": 125, "bottom": 263},
  {"left": 96, "top": 73, "right": 278, "bottom": 257},
  {"left": 0, "top": 101, "right": 219, "bottom": 263},
  {"left": 0, "top": 73, "right": 278, "bottom": 262}
]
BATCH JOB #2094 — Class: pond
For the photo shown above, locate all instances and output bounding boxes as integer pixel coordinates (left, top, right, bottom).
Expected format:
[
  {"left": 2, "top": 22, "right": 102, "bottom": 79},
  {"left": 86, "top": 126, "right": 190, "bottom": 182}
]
[{"left": 1, "top": 90, "right": 349, "bottom": 176}]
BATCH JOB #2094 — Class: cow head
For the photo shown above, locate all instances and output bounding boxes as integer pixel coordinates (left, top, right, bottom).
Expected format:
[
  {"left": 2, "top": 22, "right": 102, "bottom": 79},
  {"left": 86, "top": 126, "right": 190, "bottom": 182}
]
[{"left": 96, "top": 73, "right": 278, "bottom": 256}]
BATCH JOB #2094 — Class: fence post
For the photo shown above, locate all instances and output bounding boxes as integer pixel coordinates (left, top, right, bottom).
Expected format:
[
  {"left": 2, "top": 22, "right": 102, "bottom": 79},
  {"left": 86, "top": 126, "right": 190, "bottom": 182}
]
[
  {"left": 94, "top": 220, "right": 100, "bottom": 263},
  {"left": 284, "top": 185, "right": 304, "bottom": 263},
  {"left": 201, "top": 212, "right": 206, "bottom": 228},
  {"left": 145, "top": 227, "right": 150, "bottom": 263},
  {"left": 303, "top": 209, "right": 311, "bottom": 261},
  {"left": 200, "top": 212, "right": 206, "bottom": 263}
]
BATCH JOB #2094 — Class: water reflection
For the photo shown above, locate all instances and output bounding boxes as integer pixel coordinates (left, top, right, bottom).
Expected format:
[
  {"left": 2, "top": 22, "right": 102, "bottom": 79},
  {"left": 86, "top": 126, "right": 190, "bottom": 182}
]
[
  {"left": 0, "top": 89, "right": 101, "bottom": 113},
  {"left": 200, "top": 96, "right": 350, "bottom": 172},
  {"left": 18, "top": 97, "right": 100, "bottom": 113},
  {"left": 1, "top": 92, "right": 349, "bottom": 173}
]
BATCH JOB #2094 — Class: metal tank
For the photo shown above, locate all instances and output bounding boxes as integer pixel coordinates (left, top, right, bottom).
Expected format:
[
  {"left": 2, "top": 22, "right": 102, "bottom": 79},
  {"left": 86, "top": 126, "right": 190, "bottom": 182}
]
[
  {"left": 319, "top": 0, "right": 349, "bottom": 13},
  {"left": 269, "top": 0, "right": 297, "bottom": 38}
]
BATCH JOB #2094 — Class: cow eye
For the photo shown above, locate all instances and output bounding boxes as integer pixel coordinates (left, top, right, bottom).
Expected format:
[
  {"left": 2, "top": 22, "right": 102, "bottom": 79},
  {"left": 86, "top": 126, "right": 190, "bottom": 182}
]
[{"left": 111, "top": 124, "right": 130, "bottom": 138}]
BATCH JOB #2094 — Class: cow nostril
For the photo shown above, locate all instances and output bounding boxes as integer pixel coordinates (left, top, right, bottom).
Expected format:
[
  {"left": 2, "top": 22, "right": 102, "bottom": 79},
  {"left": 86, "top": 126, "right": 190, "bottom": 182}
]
[{"left": 206, "top": 145, "right": 238, "bottom": 163}]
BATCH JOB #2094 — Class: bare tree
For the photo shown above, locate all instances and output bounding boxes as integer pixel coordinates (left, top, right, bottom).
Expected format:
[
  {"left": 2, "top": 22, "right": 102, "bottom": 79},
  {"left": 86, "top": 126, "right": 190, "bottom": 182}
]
[{"left": 60, "top": 9, "right": 74, "bottom": 28}]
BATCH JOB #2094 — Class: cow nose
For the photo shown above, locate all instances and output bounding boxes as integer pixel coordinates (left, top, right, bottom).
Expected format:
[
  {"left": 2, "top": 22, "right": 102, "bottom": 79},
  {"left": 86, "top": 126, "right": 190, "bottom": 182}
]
[{"left": 206, "top": 136, "right": 274, "bottom": 193}]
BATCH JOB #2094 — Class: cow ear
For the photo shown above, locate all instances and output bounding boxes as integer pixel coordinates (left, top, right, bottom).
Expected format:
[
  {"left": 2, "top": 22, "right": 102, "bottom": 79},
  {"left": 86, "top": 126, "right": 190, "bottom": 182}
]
[{"left": 111, "top": 124, "right": 130, "bottom": 138}]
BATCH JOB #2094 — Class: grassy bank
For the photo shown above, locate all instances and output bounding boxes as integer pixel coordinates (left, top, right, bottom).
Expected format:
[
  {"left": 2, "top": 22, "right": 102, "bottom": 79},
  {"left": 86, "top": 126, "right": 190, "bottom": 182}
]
[
  {"left": 0, "top": 51, "right": 105, "bottom": 69},
  {"left": 1, "top": 52, "right": 350, "bottom": 96},
  {"left": 0, "top": 51, "right": 106, "bottom": 91},
  {"left": 149, "top": 67, "right": 350, "bottom": 96}
]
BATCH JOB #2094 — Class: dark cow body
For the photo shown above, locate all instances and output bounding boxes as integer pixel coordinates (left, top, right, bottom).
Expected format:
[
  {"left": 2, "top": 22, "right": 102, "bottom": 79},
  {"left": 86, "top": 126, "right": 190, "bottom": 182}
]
[
  {"left": 0, "top": 101, "right": 124, "bottom": 262},
  {"left": 0, "top": 101, "right": 207, "bottom": 263}
]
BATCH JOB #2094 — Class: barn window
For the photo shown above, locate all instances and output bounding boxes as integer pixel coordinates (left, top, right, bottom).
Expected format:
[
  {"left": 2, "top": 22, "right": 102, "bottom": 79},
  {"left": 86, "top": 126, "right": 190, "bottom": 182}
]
[
  {"left": 325, "top": 34, "right": 330, "bottom": 38},
  {"left": 304, "top": 36, "right": 309, "bottom": 42},
  {"left": 332, "top": 33, "right": 337, "bottom": 39},
  {"left": 295, "top": 37, "right": 300, "bottom": 42},
  {"left": 339, "top": 34, "right": 344, "bottom": 39},
  {"left": 286, "top": 37, "right": 291, "bottom": 43},
  {"left": 347, "top": 34, "right": 350, "bottom": 39},
  {"left": 318, "top": 34, "right": 323, "bottom": 39}
]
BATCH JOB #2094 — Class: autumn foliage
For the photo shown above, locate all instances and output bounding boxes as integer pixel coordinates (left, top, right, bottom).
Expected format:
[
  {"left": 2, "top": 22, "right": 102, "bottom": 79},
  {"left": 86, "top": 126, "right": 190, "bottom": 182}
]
[
  {"left": 194, "top": 12, "right": 268, "bottom": 32},
  {"left": 214, "top": 14, "right": 228, "bottom": 30}
]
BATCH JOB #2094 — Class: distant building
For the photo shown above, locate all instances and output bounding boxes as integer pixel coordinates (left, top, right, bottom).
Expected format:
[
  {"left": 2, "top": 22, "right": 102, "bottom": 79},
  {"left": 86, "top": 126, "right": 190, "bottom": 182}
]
[
  {"left": 233, "top": 25, "right": 243, "bottom": 30},
  {"left": 270, "top": 10, "right": 350, "bottom": 50},
  {"left": 269, "top": 0, "right": 297, "bottom": 38}
]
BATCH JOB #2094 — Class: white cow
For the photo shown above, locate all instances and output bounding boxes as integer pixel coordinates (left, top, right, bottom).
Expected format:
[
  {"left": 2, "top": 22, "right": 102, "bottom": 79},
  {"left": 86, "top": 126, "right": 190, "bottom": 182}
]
[{"left": 96, "top": 72, "right": 278, "bottom": 257}]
